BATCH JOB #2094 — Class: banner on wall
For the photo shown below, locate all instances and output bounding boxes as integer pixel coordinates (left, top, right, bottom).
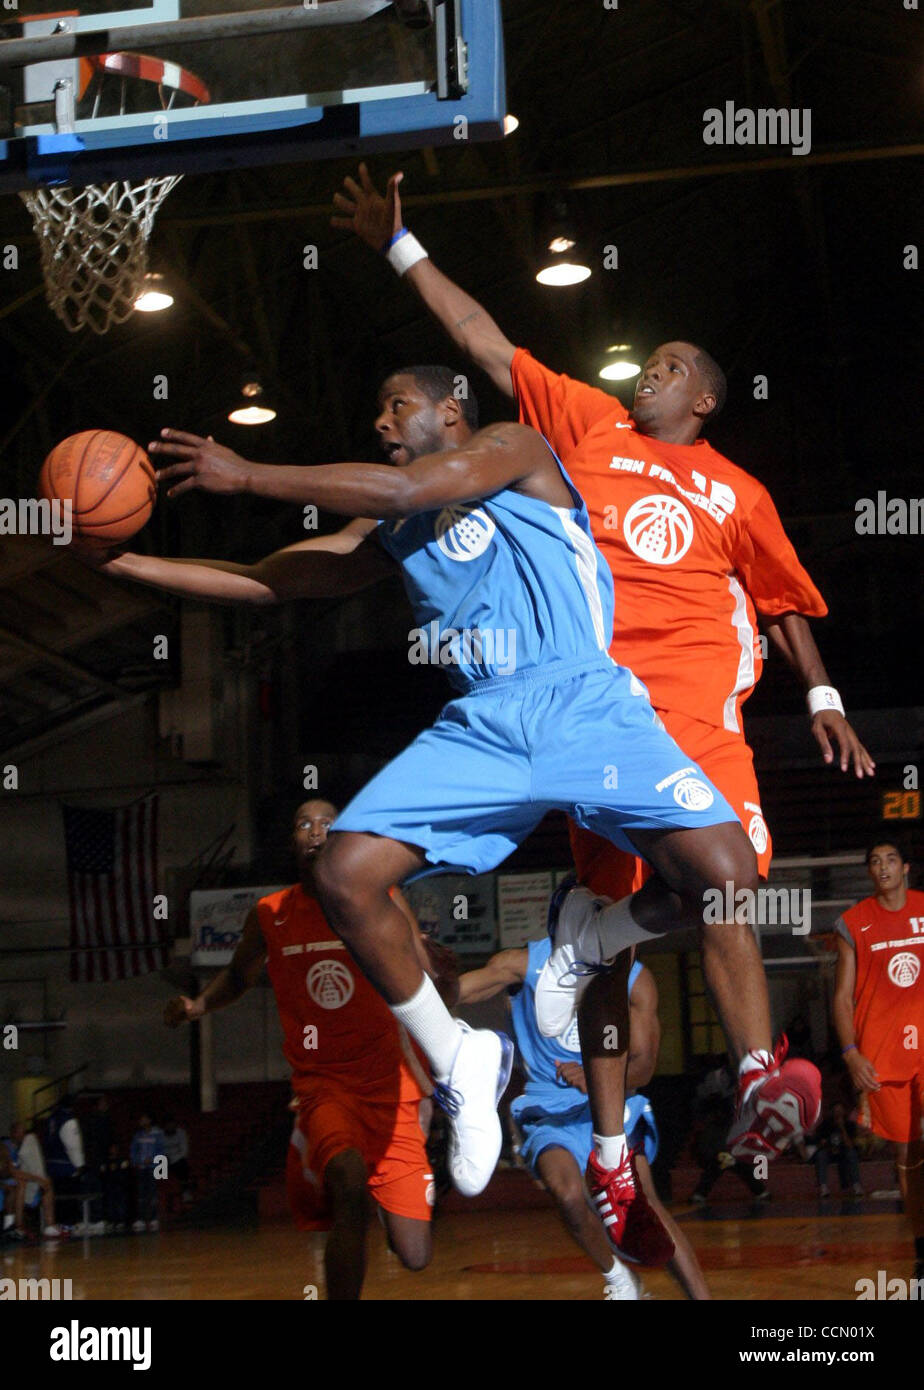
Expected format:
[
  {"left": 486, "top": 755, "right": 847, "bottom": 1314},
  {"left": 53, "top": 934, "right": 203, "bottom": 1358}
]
[
  {"left": 190, "top": 885, "right": 284, "bottom": 966},
  {"left": 405, "top": 874, "right": 497, "bottom": 955},
  {"left": 497, "top": 872, "right": 554, "bottom": 949}
]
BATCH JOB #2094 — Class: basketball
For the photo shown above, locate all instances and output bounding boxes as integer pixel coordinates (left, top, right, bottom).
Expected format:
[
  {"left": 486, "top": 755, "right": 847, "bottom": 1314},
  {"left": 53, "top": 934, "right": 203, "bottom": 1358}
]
[{"left": 39, "top": 430, "right": 156, "bottom": 542}]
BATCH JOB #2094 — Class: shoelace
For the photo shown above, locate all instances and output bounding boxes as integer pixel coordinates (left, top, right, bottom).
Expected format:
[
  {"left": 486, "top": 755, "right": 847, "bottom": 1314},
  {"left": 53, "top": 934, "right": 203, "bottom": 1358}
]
[
  {"left": 559, "top": 958, "right": 621, "bottom": 986},
  {"left": 431, "top": 1081, "right": 462, "bottom": 1118}
]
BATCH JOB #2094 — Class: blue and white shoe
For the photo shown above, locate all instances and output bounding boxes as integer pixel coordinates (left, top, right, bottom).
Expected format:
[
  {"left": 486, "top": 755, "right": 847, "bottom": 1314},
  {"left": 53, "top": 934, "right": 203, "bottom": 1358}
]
[
  {"left": 433, "top": 1021, "right": 514, "bottom": 1198},
  {"left": 535, "top": 878, "right": 611, "bottom": 1038}
]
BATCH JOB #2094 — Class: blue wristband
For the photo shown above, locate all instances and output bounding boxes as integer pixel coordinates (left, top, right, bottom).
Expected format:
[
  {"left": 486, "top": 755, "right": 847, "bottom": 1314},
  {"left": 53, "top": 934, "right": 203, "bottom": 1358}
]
[{"left": 382, "top": 227, "right": 409, "bottom": 253}]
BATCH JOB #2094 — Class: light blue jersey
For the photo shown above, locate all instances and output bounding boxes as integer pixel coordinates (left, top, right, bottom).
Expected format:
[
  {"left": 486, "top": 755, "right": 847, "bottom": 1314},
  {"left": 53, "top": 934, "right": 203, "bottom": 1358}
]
[
  {"left": 336, "top": 434, "right": 738, "bottom": 876},
  {"left": 509, "top": 940, "right": 659, "bottom": 1173},
  {"left": 376, "top": 447, "right": 612, "bottom": 690},
  {"left": 510, "top": 939, "right": 643, "bottom": 1116}
]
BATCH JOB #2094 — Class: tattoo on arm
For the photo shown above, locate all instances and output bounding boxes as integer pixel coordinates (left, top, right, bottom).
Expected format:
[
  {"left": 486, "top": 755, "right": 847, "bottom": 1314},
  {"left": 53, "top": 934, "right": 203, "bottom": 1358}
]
[
  {"left": 483, "top": 431, "right": 511, "bottom": 448},
  {"left": 455, "top": 310, "right": 481, "bottom": 329}
]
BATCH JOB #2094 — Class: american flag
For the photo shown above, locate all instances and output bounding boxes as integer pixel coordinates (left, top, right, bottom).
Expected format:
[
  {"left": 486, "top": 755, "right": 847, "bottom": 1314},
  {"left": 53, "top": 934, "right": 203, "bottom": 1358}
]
[{"left": 63, "top": 794, "right": 164, "bottom": 981}]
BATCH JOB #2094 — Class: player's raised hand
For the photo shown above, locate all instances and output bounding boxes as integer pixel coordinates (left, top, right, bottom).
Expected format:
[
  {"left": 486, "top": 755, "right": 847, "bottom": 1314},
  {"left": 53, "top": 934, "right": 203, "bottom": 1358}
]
[
  {"left": 151, "top": 430, "right": 253, "bottom": 498},
  {"left": 811, "top": 711, "right": 876, "bottom": 779},
  {"left": 331, "top": 162, "right": 404, "bottom": 250},
  {"left": 555, "top": 1060, "right": 588, "bottom": 1094},
  {"left": 844, "top": 1048, "right": 880, "bottom": 1093},
  {"left": 163, "top": 995, "right": 204, "bottom": 1027}
]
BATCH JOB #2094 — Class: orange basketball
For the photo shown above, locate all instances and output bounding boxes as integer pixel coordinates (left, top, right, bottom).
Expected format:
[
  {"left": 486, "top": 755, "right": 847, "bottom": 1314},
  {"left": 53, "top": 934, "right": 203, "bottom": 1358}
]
[{"left": 39, "top": 430, "right": 156, "bottom": 542}]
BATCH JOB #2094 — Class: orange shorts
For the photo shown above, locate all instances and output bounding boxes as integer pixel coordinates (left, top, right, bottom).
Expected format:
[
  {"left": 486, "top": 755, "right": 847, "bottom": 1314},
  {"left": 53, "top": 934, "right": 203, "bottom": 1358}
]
[
  {"left": 570, "top": 709, "right": 772, "bottom": 899},
  {"left": 863, "top": 1074, "right": 924, "bottom": 1145},
  {"left": 286, "top": 1086, "right": 434, "bottom": 1229}
]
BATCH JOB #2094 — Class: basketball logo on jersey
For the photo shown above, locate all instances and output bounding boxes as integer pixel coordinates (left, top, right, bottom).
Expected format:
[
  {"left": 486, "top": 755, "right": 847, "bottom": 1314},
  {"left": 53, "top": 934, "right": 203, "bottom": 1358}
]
[
  {"left": 747, "top": 813, "right": 769, "bottom": 855},
  {"left": 306, "top": 958, "right": 355, "bottom": 1009},
  {"left": 887, "top": 952, "right": 921, "bottom": 988},
  {"left": 435, "top": 505, "right": 496, "bottom": 561},
  {"left": 673, "top": 776, "right": 715, "bottom": 811},
  {"left": 623, "top": 494, "right": 694, "bottom": 566}
]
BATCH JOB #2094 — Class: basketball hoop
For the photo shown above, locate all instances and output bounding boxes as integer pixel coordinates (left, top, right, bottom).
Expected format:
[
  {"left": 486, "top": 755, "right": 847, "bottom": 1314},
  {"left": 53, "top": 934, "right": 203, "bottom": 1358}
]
[{"left": 20, "top": 52, "right": 209, "bottom": 335}]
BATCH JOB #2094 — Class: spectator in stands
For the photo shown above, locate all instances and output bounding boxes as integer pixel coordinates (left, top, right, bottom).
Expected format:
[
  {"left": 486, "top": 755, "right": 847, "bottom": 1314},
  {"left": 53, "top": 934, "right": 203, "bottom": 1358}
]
[
  {"left": 100, "top": 1142, "right": 131, "bottom": 1232},
  {"left": 82, "top": 1096, "right": 113, "bottom": 1234},
  {"left": 43, "top": 1095, "right": 85, "bottom": 1227},
  {"left": 161, "top": 1117, "right": 192, "bottom": 1202},
  {"left": 1, "top": 1121, "right": 62, "bottom": 1239},
  {"left": 130, "top": 1114, "right": 166, "bottom": 1232},
  {"left": 812, "top": 1101, "right": 863, "bottom": 1199}
]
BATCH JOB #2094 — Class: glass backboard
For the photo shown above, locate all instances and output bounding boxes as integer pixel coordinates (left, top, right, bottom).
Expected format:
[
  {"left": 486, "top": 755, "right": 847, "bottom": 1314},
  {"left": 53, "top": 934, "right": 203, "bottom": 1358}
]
[{"left": 0, "top": 0, "right": 504, "bottom": 189}]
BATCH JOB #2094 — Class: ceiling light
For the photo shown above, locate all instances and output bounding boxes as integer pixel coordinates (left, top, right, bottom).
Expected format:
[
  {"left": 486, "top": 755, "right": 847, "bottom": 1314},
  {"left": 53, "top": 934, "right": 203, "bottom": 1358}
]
[
  {"left": 598, "top": 359, "right": 641, "bottom": 381},
  {"left": 536, "top": 195, "right": 590, "bottom": 287},
  {"left": 228, "top": 380, "right": 276, "bottom": 425},
  {"left": 133, "top": 272, "right": 173, "bottom": 313},
  {"left": 536, "top": 260, "right": 592, "bottom": 287}
]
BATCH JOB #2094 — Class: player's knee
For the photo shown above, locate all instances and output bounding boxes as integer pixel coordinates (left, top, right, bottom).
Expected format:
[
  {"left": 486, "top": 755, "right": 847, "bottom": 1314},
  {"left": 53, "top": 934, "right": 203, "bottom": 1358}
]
[
  {"left": 313, "top": 842, "right": 363, "bottom": 926},
  {"left": 313, "top": 838, "right": 388, "bottom": 934},
  {"left": 397, "top": 1237, "right": 432, "bottom": 1272},
  {"left": 324, "top": 1149, "right": 367, "bottom": 1210},
  {"left": 700, "top": 826, "right": 759, "bottom": 898},
  {"left": 550, "top": 1180, "right": 587, "bottom": 1232}
]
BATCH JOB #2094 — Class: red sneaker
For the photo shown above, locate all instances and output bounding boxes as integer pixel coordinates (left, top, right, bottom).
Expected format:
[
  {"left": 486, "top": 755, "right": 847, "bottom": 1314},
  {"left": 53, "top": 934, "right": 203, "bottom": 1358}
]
[
  {"left": 727, "top": 1036, "right": 822, "bottom": 1160},
  {"left": 585, "top": 1149, "right": 674, "bottom": 1267}
]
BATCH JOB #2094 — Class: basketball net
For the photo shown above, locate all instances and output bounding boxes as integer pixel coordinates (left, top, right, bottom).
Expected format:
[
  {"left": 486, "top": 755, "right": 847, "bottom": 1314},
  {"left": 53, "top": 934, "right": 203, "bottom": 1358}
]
[{"left": 20, "top": 176, "right": 181, "bottom": 335}]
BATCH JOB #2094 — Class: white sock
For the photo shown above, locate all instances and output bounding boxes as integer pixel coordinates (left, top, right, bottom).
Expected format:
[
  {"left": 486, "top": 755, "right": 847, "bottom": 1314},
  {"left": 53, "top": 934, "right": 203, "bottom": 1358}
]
[
  {"left": 594, "top": 1131, "right": 629, "bottom": 1171},
  {"left": 391, "top": 973, "right": 461, "bottom": 1081}
]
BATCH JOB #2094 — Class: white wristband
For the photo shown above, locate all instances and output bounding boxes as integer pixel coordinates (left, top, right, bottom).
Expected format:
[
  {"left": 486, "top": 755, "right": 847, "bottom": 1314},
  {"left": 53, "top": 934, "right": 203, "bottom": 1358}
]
[
  {"left": 807, "top": 685, "right": 845, "bottom": 718},
  {"left": 384, "top": 228, "right": 428, "bottom": 276}
]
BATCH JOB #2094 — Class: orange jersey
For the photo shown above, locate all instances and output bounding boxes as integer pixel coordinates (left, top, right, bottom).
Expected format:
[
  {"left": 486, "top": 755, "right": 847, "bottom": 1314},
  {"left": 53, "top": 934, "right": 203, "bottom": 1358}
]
[
  {"left": 837, "top": 890, "right": 924, "bottom": 1081},
  {"left": 512, "top": 349, "right": 827, "bottom": 732},
  {"left": 258, "top": 885, "right": 429, "bottom": 1101}
]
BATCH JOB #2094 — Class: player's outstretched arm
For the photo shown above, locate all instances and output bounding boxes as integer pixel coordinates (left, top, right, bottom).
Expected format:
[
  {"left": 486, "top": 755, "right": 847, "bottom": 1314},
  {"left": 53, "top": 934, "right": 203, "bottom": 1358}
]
[
  {"left": 152, "top": 422, "right": 558, "bottom": 515},
  {"left": 763, "top": 613, "right": 875, "bottom": 778},
  {"left": 331, "top": 164, "right": 516, "bottom": 397},
  {"left": 626, "top": 965, "right": 660, "bottom": 1090},
  {"left": 832, "top": 935, "right": 880, "bottom": 1093},
  {"left": 83, "top": 523, "right": 391, "bottom": 605},
  {"left": 458, "top": 948, "right": 528, "bottom": 1005},
  {"left": 163, "top": 907, "right": 267, "bottom": 1027}
]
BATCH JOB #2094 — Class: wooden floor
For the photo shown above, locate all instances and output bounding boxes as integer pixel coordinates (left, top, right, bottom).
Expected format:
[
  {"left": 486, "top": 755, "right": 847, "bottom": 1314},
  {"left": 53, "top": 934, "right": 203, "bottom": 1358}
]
[{"left": 4, "top": 1204, "right": 913, "bottom": 1301}]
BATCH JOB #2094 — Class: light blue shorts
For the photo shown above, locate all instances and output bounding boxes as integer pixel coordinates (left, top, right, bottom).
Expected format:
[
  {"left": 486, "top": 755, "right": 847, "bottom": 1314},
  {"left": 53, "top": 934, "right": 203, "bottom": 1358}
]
[
  {"left": 334, "top": 656, "right": 737, "bottom": 878},
  {"left": 513, "top": 1091, "right": 659, "bottom": 1173}
]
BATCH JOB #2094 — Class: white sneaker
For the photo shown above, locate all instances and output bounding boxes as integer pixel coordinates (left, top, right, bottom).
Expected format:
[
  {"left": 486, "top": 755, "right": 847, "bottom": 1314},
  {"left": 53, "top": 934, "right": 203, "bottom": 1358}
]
[
  {"left": 535, "top": 881, "right": 606, "bottom": 1038},
  {"left": 434, "top": 1021, "right": 513, "bottom": 1198},
  {"left": 603, "top": 1259, "right": 642, "bottom": 1300},
  {"left": 132, "top": 1219, "right": 146, "bottom": 1232},
  {"left": 42, "top": 1225, "right": 63, "bottom": 1239},
  {"left": 147, "top": 1219, "right": 159, "bottom": 1232},
  {"left": 87, "top": 1220, "right": 107, "bottom": 1236}
]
